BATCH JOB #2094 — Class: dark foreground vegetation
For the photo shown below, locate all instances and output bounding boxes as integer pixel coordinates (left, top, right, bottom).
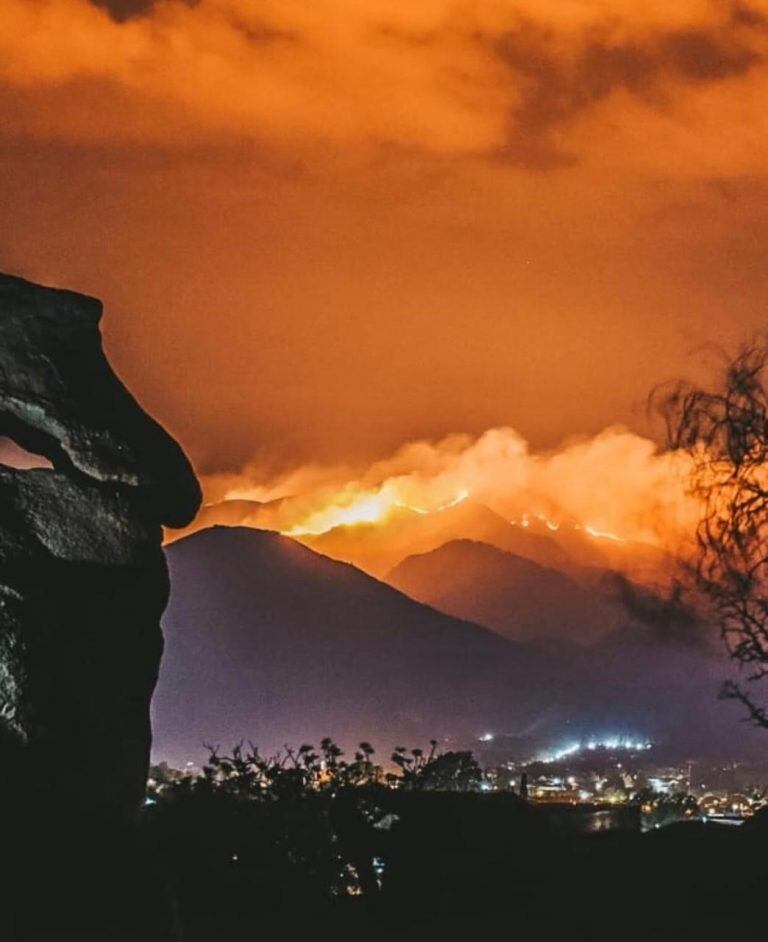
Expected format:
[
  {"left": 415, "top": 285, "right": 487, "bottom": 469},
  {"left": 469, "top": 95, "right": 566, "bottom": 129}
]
[{"left": 135, "top": 740, "right": 768, "bottom": 941}]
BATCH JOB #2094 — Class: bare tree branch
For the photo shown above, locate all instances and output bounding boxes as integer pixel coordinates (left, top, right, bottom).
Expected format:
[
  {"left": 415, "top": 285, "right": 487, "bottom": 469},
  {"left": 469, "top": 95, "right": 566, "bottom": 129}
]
[{"left": 660, "top": 341, "right": 768, "bottom": 726}]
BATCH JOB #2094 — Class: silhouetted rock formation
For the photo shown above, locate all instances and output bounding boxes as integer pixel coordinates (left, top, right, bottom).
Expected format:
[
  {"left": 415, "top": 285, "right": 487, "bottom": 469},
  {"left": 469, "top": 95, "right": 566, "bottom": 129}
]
[{"left": 0, "top": 273, "right": 200, "bottom": 936}]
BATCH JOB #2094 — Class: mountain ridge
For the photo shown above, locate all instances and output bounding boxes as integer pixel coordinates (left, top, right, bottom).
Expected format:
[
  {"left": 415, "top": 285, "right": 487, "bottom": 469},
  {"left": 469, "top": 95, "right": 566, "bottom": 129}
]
[
  {"left": 153, "top": 526, "right": 567, "bottom": 765},
  {"left": 387, "top": 538, "right": 624, "bottom": 644}
]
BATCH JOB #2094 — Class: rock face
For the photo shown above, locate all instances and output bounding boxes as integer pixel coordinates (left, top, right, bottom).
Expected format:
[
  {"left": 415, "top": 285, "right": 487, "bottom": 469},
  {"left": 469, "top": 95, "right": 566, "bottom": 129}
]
[{"left": 0, "top": 272, "right": 201, "bottom": 826}]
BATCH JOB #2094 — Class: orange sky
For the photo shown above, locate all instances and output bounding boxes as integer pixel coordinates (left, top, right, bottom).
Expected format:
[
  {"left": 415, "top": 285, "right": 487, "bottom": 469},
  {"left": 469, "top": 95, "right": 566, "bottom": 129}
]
[{"left": 2, "top": 0, "right": 768, "bottom": 475}]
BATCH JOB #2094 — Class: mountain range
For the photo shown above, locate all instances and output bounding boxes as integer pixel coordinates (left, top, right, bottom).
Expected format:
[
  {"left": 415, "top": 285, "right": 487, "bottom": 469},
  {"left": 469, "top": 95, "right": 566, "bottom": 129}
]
[
  {"left": 387, "top": 538, "right": 625, "bottom": 644},
  {"left": 153, "top": 526, "right": 569, "bottom": 764},
  {"left": 152, "top": 526, "right": 760, "bottom": 767}
]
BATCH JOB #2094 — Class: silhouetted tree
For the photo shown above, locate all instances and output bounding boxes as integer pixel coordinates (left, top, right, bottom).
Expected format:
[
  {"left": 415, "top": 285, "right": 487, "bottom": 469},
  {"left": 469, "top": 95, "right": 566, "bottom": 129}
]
[
  {"left": 660, "top": 343, "right": 768, "bottom": 725},
  {"left": 391, "top": 741, "right": 484, "bottom": 791}
]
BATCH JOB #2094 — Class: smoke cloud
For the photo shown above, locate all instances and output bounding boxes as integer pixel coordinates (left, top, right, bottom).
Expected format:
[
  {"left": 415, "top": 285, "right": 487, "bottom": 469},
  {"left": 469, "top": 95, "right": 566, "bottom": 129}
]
[
  {"left": 604, "top": 572, "right": 709, "bottom": 647},
  {"left": 200, "top": 425, "right": 698, "bottom": 556},
  {"left": 2, "top": 0, "right": 768, "bottom": 176},
  {"left": 5, "top": 2, "right": 768, "bottom": 480}
]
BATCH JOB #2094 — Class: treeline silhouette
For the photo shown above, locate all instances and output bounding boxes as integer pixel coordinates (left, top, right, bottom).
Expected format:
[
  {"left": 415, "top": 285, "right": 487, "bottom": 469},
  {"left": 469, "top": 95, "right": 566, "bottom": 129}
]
[
  {"left": 145, "top": 739, "right": 486, "bottom": 905},
  {"left": 141, "top": 739, "right": 768, "bottom": 940}
]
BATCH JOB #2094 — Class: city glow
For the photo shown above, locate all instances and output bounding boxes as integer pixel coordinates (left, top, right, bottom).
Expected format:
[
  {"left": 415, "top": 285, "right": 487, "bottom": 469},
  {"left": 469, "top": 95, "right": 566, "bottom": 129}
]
[{"left": 540, "top": 737, "right": 652, "bottom": 764}]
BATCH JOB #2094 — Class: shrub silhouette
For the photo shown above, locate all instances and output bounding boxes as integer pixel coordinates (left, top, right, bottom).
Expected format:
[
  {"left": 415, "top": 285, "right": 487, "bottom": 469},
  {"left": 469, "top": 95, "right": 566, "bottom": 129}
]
[{"left": 144, "top": 735, "right": 489, "bottom": 928}]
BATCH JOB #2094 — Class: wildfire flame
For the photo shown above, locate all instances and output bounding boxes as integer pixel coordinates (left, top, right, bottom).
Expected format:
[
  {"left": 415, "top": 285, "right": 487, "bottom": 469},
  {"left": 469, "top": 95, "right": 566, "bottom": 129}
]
[
  {"left": 579, "top": 524, "right": 625, "bottom": 543},
  {"left": 284, "top": 487, "right": 471, "bottom": 537},
  {"left": 511, "top": 511, "right": 626, "bottom": 544},
  {"left": 195, "top": 426, "right": 700, "bottom": 576}
]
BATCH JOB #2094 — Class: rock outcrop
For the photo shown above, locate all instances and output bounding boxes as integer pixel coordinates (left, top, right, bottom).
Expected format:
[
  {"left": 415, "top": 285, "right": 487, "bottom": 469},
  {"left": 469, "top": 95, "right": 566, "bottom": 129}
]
[{"left": 0, "top": 273, "right": 200, "bottom": 881}]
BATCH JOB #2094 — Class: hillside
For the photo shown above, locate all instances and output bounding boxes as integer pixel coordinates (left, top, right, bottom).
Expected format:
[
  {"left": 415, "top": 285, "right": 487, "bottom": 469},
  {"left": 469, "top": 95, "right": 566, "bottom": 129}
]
[
  {"left": 152, "top": 527, "right": 763, "bottom": 767},
  {"left": 152, "top": 526, "right": 571, "bottom": 765},
  {"left": 387, "top": 539, "right": 624, "bottom": 643},
  {"left": 301, "top": 498, "right": 570, "bottom": 576}
]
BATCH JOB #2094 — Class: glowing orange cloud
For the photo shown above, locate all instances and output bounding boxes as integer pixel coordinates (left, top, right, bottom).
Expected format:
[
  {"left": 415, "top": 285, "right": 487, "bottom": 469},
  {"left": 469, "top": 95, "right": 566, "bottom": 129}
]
[
  {"left": 3, "top": 0, "right": 767, "bottom": 493},
  {"left": 2, "top": 0, "right": 768, "bottom": 176},
  {"left": 198, "top": 425, "right": 699, "bottom": 561}
]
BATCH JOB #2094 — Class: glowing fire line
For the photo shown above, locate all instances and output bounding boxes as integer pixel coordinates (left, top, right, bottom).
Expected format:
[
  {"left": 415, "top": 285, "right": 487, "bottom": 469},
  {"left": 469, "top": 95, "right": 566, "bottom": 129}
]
[
  {"left": 511, "top": 511, "right": 625, "bottom": 543},
  {"left": 283, "top": 488, "right": 470, "bottom": 537},
  {"left": 281, "top": 483, "right": 629, "bottom": 546},
  {"left": 579, "top": 524, "right": 625, "bottom": 543}
]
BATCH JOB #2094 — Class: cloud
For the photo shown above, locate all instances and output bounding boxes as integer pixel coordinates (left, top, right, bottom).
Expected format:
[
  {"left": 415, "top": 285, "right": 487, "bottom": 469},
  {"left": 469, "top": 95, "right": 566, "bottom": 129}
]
[
  {"left": 604, "top": 572, "right": 708, "bottom": 647},
  {"left": 490, "top": 12, "right": 763, "bottom": 167},
  {"left": 0, "top": 0, "right": 767, "bottom": 175},
  {"left": 90, "top": 0, "right": 157, "bottom": 22},
  {"left": 202, "top": 425, "right": 699, "bottom": 555}
]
